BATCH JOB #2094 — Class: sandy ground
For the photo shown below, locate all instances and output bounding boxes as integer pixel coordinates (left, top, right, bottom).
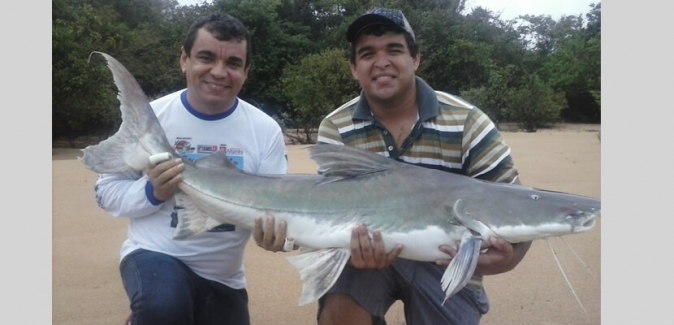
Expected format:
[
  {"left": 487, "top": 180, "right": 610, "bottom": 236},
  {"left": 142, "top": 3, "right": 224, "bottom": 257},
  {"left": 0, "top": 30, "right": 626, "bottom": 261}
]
[{"left": 52, "top": 126, "right": 601, "bottom": 325}]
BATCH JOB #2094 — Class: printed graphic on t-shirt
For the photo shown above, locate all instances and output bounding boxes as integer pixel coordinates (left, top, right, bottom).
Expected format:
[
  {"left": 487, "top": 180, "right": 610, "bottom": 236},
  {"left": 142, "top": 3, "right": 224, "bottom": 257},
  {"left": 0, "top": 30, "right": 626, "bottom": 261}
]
[
  {"left": 197, "top": 144, "right": 218, "bottom": 154},
  {"left": 173, "top": 138, "right": 244, "bottom": 167},
  {"left": 224, "top": 146, "right": 244, "bottom": 168},
  {"left": 174, "top": 138, "right": 192, "bottom": 153},
  {"left": 170, "top": 137, "right": 244, "bottom": 233},
  {"left": 170, "top": 211, "right": 238, "bottom": 233}
]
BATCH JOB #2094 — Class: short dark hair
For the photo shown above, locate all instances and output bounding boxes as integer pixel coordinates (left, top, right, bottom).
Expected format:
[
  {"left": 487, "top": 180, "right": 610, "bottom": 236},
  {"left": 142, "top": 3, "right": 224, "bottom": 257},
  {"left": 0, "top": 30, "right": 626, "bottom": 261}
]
[
  {"left": 182, "top": 13, "right": 252, "bottom": 69},
  {"left": 348, "top": 24, "right": 419, "bottom": 64}
]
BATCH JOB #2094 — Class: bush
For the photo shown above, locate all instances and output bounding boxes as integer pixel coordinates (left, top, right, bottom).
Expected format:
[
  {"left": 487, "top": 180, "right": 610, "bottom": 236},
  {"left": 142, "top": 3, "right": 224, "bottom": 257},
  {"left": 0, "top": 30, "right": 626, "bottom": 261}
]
[{"left": 505, "top": 74, "right": 566, "bottom": 132}]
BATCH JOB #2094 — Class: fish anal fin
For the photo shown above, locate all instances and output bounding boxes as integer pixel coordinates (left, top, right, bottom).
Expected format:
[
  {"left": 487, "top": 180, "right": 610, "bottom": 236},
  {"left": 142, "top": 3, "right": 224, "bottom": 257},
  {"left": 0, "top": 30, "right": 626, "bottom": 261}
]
[
  {"left": 440, "top": 231, "right": 482, "bottom": 304},
  {"left": 286, "top": 248, "right": 351, "bottom": 306},
  {"left": 172, "top": 191, "right": 219, "bottom": 240}
]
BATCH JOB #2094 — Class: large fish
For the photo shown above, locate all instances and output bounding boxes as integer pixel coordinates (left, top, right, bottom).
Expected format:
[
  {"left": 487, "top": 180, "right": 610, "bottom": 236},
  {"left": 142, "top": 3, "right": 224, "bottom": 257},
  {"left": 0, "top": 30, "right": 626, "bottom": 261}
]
[{"left": 80, "top": 52, "right": 600, "bottom": 306}]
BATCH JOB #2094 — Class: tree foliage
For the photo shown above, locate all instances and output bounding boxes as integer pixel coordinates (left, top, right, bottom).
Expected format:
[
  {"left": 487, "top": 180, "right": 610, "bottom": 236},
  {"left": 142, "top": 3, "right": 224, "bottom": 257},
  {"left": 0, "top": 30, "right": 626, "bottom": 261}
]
[
  {"left": 213, "top": 0, "right": 316, "bottom": 115},
  {"left": 52, "top": 0, "right": 126, "bottom": 139},
  {"left": 280, "top": 48, "right": 359, "bottom": 143},
  {"left": 505, "top": 73, "right": 566, "bottom": 132},
  {"left": 460, "top": 64, "right": 517, "bottom": 128},
  {"left": 515, "top": 3, "right": 601, "bottom": 122},
  {"left": 52, "top": 0, "right": 601, "bottom": 142}
]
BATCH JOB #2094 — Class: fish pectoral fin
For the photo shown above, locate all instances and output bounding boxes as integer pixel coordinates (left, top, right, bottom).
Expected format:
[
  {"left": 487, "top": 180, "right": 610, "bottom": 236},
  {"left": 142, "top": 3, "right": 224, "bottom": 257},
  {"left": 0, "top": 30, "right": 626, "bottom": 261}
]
[
  {"left": 172, "top": 191, "right": 215, "bottom": 240},
  {"left": 450, "top": 199, "right": 493, "bottom": 239},
  {"left": 286, "top": 248, "right": 351, "bottom": 306},
  {"left": 440, "top": 231, "right": 482, "bottom": 304}
]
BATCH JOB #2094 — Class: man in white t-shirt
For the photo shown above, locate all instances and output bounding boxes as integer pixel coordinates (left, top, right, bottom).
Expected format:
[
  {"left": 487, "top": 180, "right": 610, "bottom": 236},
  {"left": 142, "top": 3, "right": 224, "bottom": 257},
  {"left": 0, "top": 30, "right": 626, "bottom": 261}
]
[{"left": 95, "top": 13, "right": 288, "bottom": 325}]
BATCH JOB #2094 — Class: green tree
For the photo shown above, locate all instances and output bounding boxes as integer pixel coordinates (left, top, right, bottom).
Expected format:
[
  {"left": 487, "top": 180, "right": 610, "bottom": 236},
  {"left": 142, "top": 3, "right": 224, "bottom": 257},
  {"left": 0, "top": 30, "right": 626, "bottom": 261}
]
[
  {"left": 52, "top": 0, "right": 601, "bottom": 143},
  {"left": 539, "top": 29, "right": 600, "bottom": 122},
  {"left": 52, "top": 0, "right": 128, "bottom": 139},
  {"left": 53, "top": 0, "right": 209, "bottom": 140},
  {"left": 280, "top": 48, "right": 359, "bottom": 143},
  {"left": 213, "top": 0, "right": 316, "bottom": 116},
  {"left": 416, "top": 4, "right": 524, "bottom": 94},
  {"left": 505, "top": 73, "right": 565, "bottom": 132},
  {"left": 516, "top": 3, "right": 601, "bottom": 122},
  {"left": 460, "top": 64, "right": 517, "bottom": 128}
]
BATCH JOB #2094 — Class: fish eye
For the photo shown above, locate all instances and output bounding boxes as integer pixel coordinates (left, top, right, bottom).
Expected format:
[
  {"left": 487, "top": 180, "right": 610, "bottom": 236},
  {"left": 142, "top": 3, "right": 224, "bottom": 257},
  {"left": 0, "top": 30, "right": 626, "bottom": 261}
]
[{"left": 530, "top": 194, "right": 540, "bottom": 200}]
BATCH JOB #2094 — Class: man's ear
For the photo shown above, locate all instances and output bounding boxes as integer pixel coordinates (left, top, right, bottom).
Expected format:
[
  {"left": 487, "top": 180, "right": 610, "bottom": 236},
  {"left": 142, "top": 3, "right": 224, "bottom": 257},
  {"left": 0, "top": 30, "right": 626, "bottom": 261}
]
[
  {"left": 179, "top": 47, "right": 188, "bottom": 74},
  {"left": 349, "top": 62, "right": 358, "bottom": 80},
  {"left": 413, "top": 52, "right": 420, "bottom": 71}
]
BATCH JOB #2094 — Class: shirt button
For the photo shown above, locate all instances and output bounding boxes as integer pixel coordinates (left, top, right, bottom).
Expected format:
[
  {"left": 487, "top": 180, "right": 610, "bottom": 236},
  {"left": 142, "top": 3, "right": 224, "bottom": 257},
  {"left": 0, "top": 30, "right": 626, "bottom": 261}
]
[
  {"left": 383, "top": 130, "right": 388, "bottom": 135},
  {"left": 388, "top": 146, "right": 394, "bottom": 151}
]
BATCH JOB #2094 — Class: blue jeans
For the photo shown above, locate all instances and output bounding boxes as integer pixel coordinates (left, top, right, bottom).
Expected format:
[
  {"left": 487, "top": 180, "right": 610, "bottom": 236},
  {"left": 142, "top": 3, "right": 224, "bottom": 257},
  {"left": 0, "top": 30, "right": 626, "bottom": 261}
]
[{"left": 120, "top": 249, "right": 250, "bottom": 325}]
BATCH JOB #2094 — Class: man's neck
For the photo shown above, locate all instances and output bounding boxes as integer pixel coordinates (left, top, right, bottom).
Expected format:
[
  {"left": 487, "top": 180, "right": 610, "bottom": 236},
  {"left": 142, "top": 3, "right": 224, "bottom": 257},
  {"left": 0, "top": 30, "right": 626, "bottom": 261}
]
[
  {"left": 366, "top": 84, "right": 419, "bottom": 149},
  {"left": 368, "top": 86, "right": 418, "bottom": 124},
  {"left": 190, "top": 98, "right": 236, "bottom": 116}
]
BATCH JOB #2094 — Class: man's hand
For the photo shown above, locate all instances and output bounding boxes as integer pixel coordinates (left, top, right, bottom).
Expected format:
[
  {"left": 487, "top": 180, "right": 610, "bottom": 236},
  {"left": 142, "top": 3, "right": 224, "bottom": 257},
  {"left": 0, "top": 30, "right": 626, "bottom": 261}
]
[
  {"left": 146, "top": 158, "right": 184, "bottom": 202},
  {"left": 349, "top": 224, "right": 403, "bottom": 269},
  {"left": 254, "top": 215, "right": 296, "bottom": 252},
  {"left": 436, "top": 238, "right": 532, "bottom": 276}
]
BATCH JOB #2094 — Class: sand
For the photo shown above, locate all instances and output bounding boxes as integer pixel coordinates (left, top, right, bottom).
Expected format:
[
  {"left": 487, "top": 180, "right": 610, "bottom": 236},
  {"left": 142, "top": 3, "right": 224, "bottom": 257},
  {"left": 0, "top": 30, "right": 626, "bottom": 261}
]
[{"left": 52, "top": 125, "right": 601, "bottom": 325}]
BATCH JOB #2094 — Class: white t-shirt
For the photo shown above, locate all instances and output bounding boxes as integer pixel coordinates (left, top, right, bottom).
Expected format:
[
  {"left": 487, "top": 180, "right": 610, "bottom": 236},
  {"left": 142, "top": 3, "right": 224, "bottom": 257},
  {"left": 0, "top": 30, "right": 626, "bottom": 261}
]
[{"left": 95, "top": 89, "right": 288, "bottom": 289}]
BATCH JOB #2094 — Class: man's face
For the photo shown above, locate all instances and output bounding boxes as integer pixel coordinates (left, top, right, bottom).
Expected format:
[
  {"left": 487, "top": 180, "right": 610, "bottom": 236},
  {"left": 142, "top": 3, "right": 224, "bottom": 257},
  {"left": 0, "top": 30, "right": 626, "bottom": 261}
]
[
  {"left": 350, "top": 31, "right": 419, "bottom": 103},
  {"left": 180, "top": 28, "right": 249, "bottom": 114}
]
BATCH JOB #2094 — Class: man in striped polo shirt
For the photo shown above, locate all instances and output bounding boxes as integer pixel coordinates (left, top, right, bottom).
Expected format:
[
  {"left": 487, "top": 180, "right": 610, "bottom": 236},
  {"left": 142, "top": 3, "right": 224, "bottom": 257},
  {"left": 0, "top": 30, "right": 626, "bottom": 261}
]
[{"left": 315, "top": 7, "right": 532, "bottom": 325}]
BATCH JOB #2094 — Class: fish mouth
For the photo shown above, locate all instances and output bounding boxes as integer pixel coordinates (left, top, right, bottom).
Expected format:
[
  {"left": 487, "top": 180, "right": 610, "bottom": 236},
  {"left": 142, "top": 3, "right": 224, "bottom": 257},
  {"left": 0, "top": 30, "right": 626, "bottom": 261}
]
[{"left": 571, "top": 213, "right": 598, "bottom": 233}]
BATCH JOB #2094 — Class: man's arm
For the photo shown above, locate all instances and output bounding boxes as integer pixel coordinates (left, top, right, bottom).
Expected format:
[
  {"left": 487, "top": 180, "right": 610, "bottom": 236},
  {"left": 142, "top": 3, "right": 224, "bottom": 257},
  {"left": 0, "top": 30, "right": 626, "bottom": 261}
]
[{"left": 95, "top": 158, "right": 184, "bottom": 218}]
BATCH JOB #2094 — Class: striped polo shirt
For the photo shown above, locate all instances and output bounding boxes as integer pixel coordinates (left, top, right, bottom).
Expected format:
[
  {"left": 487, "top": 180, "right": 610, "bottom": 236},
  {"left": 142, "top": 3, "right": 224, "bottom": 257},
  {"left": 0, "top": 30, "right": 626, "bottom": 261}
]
[{"left": 317, "top": 77, "right": 519, "bottom": 184}]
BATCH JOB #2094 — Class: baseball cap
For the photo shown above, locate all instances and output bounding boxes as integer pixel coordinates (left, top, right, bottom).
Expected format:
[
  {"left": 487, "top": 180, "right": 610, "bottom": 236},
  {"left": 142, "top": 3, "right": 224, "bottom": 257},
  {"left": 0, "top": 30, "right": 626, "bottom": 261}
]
[{"left": 346, "top": 7, "right": 415, "bottom": 43}]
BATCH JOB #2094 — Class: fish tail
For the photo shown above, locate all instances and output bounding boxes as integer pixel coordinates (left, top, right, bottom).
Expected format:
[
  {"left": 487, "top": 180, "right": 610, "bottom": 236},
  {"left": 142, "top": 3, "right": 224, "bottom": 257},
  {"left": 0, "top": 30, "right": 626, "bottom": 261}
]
[{"left": 79, "top": 52, "right": 174, "bottom": 174}]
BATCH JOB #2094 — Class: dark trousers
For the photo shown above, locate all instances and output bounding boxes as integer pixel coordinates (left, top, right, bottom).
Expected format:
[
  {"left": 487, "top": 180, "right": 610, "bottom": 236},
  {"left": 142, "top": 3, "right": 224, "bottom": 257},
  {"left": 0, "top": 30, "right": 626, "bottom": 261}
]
[{"left": 120, "top": 249, "right": 250, "bottom": 325}]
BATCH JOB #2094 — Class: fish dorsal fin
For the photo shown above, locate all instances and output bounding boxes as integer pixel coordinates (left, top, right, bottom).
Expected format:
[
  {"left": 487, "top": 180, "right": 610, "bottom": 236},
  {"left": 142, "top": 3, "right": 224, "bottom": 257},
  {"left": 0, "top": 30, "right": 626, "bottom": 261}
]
[
  {"left": 191, "top": 152, "right": 240, "bottom": 171},
  {"left": 190, "top": 152, "right": 283, "bottom": 179},
  {"left": 309, "top": 144, "right": 399, "bottom": 178}
]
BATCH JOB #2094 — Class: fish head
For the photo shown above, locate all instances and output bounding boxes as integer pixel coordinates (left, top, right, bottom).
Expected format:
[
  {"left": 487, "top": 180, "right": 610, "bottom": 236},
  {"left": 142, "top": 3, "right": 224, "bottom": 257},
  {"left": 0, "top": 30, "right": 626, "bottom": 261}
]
[{"left": 453, "top": 181, "right": 600, "bottom": 242}]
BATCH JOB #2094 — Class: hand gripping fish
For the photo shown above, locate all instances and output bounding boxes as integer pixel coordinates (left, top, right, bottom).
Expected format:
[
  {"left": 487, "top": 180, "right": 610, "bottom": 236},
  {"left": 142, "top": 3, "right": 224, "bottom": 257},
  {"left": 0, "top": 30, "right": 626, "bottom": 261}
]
[{"left": 80, "top": 52, "right": 600, "bottom": 307}]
